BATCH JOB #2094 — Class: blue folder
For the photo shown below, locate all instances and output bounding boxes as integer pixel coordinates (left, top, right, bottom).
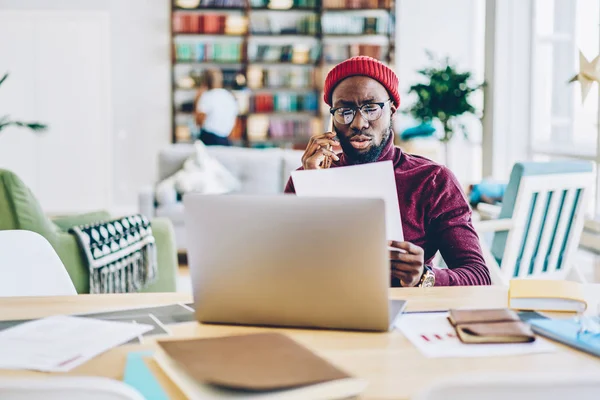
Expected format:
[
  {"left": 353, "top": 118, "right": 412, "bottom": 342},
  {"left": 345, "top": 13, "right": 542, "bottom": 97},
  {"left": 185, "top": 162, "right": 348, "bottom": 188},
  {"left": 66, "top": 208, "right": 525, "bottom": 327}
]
[
  {"left": 123, "top": 351, "right": 169, "bottom": 400},
  {"left": 529, "top": 318, "right": 600, "bottom": 358}
]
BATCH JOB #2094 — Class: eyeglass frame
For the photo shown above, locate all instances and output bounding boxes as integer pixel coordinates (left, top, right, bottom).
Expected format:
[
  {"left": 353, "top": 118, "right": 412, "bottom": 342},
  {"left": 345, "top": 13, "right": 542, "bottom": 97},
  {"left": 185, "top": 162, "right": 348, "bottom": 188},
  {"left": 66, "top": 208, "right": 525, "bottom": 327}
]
[{"left": 329, "top": 98, "right": 393, "bottom": 125}]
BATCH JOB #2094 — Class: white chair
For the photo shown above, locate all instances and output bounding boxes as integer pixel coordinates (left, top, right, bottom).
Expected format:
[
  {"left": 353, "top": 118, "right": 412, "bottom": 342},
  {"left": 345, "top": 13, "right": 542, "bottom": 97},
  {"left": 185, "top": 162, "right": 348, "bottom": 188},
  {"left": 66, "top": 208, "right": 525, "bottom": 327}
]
[
  {"left": 473, "top": 161, "right": 595, "bottom": 285},
  {"left": 0, "top": 230, "right": 76, "bottom": 296},
  {"left": 0, "top": 377, "right": 144, "bottom": 400},
  {"left": 412, "top": 372, "right": 600, "bottom": 400}
]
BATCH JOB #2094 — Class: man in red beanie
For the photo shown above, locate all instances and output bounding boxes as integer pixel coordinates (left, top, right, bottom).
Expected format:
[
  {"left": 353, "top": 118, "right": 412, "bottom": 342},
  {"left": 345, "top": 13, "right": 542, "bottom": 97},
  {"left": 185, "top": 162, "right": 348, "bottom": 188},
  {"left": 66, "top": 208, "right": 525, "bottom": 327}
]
[{"left": 284, "top": 56, "right": 490, "bottom": 287}]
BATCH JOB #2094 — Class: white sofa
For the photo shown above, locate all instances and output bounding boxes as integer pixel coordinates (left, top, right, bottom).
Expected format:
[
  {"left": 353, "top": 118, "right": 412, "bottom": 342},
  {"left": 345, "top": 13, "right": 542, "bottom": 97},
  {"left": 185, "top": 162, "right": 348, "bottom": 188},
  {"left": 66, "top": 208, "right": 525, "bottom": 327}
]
[{"left": 139, "top": 144, "right": 304, "bottom": 250}]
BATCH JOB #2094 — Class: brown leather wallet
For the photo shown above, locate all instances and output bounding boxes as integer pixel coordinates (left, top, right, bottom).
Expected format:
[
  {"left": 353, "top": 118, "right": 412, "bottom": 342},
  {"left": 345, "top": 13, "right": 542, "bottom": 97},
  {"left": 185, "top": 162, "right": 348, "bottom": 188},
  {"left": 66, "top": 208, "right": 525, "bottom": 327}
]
[{"left": 448, "top": 308, "right": 536, "bottom": 344}]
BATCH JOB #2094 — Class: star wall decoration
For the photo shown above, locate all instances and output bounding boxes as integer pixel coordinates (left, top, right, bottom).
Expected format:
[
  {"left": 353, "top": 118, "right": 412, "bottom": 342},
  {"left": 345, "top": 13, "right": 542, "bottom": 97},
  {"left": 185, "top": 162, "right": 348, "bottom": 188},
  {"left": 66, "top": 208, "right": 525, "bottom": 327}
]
[{"left": 569, "top": 50, "right": 600, "bottom": 103}]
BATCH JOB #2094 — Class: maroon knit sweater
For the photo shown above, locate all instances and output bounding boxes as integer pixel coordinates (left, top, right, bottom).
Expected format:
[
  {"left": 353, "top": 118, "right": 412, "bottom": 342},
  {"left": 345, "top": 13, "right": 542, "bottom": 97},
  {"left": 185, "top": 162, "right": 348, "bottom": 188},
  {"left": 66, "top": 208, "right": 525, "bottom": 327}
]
[{"left": 284, "top": 137, "right": 491, "bottom": 287}]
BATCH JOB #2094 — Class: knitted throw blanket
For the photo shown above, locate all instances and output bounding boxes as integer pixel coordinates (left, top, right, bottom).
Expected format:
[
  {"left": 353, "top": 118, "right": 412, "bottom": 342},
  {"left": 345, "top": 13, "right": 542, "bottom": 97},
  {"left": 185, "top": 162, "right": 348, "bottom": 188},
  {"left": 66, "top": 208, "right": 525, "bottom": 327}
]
[{"left": 69, "top": 214, "right": 158, "bottom": 293}]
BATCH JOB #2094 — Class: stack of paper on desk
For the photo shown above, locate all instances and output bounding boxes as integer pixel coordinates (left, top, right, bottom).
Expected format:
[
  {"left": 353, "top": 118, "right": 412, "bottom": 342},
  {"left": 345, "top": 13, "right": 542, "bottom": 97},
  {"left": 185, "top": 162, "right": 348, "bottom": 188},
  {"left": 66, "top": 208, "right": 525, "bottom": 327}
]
[
  {"left": 291, "top": 160, "right": 404, "bottom": 241},
  {"left": 0, "top": 315, "right": 152, "bottom": 372},
  {"left": 152, "top": 332, "right": 368, "bottom": 399},
  {"left": 396, "top": 312, "right": 556, "bottom": 358}
]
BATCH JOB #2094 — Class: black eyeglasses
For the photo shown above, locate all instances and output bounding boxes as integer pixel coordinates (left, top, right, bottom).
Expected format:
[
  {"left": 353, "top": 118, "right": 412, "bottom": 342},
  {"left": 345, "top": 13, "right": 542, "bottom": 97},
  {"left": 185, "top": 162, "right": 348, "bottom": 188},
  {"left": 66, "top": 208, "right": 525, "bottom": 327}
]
[{"left": 330, "top": 99, "right": 392, "bottom": 125}]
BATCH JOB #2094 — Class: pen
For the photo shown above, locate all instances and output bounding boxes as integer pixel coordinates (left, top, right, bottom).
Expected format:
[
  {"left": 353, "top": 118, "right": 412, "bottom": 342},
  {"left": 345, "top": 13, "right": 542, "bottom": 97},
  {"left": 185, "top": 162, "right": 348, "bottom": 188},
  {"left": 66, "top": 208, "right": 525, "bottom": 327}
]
[{"left": 322, "top": 116, "right": 334, "bottom": 169}]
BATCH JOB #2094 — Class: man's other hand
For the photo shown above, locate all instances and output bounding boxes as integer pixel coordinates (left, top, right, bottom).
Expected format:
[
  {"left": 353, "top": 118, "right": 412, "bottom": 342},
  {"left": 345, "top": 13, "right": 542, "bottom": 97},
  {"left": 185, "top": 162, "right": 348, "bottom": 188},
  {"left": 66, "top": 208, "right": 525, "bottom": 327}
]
[{"left": 388, "top": 241, "right": 425, "bottom": 287}]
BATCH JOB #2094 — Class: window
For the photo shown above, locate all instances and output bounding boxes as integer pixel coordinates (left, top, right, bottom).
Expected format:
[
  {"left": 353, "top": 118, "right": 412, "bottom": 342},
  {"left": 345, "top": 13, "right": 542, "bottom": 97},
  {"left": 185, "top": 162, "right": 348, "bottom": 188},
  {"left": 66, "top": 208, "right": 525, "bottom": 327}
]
[
  {"left": 530, "top": 0, "right": 600, "bottom": 213},
  {"left": 530, "top": 0, "right": 599, "bottom": 155}
]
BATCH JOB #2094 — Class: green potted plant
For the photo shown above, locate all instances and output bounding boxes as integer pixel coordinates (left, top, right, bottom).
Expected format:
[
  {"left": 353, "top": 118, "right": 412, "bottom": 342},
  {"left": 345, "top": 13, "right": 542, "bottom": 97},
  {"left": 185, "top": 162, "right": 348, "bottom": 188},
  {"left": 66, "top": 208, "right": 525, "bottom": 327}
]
[
  {"left": 405, "top": 52, "right": 484, "bottom": 166},
  {"left": 0, "top": 73, "right": 47, "bottom": 134}
]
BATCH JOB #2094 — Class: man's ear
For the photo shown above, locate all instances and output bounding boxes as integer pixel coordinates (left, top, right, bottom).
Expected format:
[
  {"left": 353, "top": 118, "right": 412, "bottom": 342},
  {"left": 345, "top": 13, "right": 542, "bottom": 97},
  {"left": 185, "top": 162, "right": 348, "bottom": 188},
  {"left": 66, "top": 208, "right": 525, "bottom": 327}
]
[{"left": 390, "top": 103, "right": 397, "bottom": 116}]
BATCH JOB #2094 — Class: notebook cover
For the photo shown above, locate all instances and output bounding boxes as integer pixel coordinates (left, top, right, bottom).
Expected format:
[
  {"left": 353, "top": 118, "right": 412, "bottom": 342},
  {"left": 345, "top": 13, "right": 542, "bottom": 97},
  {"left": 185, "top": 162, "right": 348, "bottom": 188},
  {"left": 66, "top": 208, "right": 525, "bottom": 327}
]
[
  {"left": 448, "top": 308, "right": 520, "bottom": 326},
  {"left": 455, "top": 321, "right": 536, "bottom": 344},
  {"left": 529, "top": 318, "right": 600, "bottom": 358},
  {"left": 123, "top": 351, "right": 169, "bottom": 400},
  {"left": 157, "top": 332, "right": 350, "bottom": 391}
]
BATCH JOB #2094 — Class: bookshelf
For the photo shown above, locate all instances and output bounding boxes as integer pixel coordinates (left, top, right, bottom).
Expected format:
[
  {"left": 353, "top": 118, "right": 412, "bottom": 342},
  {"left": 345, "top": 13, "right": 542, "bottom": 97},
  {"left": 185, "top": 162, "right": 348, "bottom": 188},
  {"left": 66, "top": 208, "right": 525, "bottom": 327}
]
[{"left": 171, "top": 0, "right": 396, "bottom": 149}]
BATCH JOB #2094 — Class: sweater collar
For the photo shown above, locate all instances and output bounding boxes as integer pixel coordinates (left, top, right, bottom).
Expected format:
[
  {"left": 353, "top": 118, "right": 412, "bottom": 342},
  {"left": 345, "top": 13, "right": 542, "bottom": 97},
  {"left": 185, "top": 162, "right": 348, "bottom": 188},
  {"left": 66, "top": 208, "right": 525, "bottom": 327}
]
[{"left": 338, "top": 130, "right": 400, "bottom": 166}]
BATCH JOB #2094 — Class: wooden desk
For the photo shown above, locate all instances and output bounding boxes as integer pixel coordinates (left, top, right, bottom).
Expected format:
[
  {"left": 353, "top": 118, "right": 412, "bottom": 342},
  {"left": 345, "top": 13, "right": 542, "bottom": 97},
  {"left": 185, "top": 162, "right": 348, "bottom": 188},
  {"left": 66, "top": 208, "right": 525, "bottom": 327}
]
[{"left": 1, "top": 286, "right": 599, "bottom": 400}]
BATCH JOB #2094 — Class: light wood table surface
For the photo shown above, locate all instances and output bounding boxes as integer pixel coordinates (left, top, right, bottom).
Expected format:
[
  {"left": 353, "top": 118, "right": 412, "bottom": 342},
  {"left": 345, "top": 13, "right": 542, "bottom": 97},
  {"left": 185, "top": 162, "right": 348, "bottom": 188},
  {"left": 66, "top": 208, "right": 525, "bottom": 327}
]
[{"left": 1, "top": 286, "right": 599, "bottom": 400}]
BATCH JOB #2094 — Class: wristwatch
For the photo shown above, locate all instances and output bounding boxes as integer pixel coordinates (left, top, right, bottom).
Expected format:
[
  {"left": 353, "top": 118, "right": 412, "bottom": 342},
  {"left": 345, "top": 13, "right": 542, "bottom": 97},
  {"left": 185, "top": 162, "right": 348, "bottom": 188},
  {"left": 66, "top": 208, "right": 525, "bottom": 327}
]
[{"left": 417, "top": 265, "right": 435, "bottom": 287}]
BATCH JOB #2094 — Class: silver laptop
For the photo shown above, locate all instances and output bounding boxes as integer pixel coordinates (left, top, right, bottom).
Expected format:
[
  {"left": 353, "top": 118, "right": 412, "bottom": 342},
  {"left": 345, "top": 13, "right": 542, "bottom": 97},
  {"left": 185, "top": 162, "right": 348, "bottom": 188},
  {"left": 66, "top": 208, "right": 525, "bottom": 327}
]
[{"left": 183, "top": 194, "right": 405, "bottom": 332}]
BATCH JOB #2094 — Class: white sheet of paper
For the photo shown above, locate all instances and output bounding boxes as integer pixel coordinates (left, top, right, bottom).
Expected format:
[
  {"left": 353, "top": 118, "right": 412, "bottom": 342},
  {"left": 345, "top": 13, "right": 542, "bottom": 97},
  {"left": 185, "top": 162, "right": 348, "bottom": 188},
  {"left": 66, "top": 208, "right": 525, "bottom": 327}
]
[
  {"left": 396, "top": 312, "right": 556, "bottom": 358},
  {"left": 291, "top": 160, "right": 403, "bottom": 241},
  {"left": 0, "top": 315, "right": 152, "bottom": 372}
]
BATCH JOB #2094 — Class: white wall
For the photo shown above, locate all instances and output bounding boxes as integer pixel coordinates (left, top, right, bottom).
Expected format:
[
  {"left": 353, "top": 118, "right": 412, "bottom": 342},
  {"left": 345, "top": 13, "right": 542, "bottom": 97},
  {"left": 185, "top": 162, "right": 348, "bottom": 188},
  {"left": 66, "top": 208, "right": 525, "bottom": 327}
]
[
  {"left": 0, "top": 0, "right": 170, "bottom": 215},
  {"left": 395, "top": 0, "right": 486, "bottom": 185}
]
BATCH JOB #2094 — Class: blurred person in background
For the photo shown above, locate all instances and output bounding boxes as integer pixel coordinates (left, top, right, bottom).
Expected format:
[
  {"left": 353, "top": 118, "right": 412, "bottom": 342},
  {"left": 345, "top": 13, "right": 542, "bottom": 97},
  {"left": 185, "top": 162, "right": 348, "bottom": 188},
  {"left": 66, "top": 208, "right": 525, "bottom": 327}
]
[{"left": 194, "top": 69, "right": 238, "bottom": 146}]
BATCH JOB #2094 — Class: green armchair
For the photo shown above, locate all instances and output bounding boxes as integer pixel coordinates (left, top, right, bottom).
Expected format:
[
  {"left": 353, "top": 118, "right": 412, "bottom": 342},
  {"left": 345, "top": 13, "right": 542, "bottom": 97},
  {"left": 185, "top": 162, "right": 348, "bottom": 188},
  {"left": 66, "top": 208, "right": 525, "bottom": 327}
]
[{"left": 0, "top": 169, "right": 178, "bottom": 293}]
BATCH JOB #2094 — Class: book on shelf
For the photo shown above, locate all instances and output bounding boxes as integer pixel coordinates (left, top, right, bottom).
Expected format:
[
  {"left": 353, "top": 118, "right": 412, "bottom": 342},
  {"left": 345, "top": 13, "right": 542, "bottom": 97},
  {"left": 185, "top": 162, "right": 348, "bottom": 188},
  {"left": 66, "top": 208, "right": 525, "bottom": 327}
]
[
  {"left": 247, "top": 66, "right": 315, "bottom": 89},
  {"left": 175, "top": 42, "right": 242, "bottom": 62},
  {"left": 322, "top": 14, "right": 389, "bottom": 35},
  {"left": 269, "top": 119, "right": 320, "bottom": 139},
  {"left": 248, "top": 44, "right": 321, "bottom": 64},
  {"left": 250, "top": 92, "right": 317, "bottom": 113},
  {"left": 251, "top": 0, "right": 319, "bottom": 8},
  {"left": 250, "top": 14, "right": 320, "bottom": 35},
  {"left": 247, "top": 115, "right": 319, "bottom": 143},
  {"left": 175, "top": 0, "right": 245, "bottom": 8},
  {"left": 173, "top": 13, "right": 247, "bottom": 34},
  {"left": 175, "top": 125, "right": 192, "bottom": 142},
  {"left": 324, "top": 44, "right": 383, "bottom": 63},
  {"left": 323, "top": 0, "right": 392, "bottom": 8}
]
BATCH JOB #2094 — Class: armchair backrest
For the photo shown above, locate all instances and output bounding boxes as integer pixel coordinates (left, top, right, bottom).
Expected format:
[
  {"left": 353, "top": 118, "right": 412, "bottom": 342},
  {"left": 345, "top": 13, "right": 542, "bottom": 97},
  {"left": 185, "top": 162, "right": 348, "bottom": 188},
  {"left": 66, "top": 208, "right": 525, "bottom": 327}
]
[
  {"left": 0, "top": 169, "right": 57, "bottom": 236},
  {"left": 491, "top": 161, "right": 594, "bottom": 281}
]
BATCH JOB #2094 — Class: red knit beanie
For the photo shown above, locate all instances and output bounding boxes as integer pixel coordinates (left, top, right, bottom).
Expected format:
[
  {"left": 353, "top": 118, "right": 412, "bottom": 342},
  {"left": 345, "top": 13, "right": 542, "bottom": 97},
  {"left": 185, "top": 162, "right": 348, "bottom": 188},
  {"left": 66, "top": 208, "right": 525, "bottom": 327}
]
[{"left": 323, "top": 56, "right": 400, "bottom": 108}]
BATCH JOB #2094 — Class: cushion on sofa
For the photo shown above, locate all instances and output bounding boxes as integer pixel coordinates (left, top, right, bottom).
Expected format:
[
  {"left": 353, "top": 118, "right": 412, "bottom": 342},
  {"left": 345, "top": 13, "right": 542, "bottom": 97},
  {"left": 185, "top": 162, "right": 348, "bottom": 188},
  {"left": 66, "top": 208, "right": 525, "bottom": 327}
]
[{"left": 207, "top": 147, "right": 285, "bottom": 194}]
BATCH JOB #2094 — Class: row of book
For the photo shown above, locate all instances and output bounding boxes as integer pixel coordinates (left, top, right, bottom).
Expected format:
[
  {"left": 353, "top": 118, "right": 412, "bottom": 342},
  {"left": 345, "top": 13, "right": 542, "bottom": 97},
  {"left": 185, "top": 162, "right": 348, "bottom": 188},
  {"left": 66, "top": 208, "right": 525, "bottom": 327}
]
[
  {"left": 175, "top": 42, "right": 243, "bottom": 62},
  {"left": 174, "top": 14, "right": 390, "bottom": 36},
  {"left": 173, "top": 14, "right": 247, "bottom": 34},
  {"left": 250, "top": 0, "right": 320, "bottom": 8},
  {"left": 250, "top": 14, "right": 320, "bottom": 35},
  {"left": 322, "top": 15, "right": 389, "bottom": 34},
  {"left": 174, "top": 0, "right": 392, "bottom": 10},
  {"left": 247, "top": 66, "right": 315, "bottom": 89},
  {"left": 323, "top": 44, "right": 383, "bottom": 62},
  {"left": 247, "top": 116, "right": 320, "bottom": 141},
  {"left": 175, "top": 116, "right": 318, "bottom": 144},
  {"left": 248, "top": 44, "right": 321, "bottom": 63},
  {"left": 175, "top": 67, "right": 244, "bottom": 89},
  {"left": 175, "top": 0, "right": 246, "bottom": 8},
  {"left": 323, "top": 0, "right": 393, "bottom": 8},
  {"left": 250, "top": 92, "right": 318, "bottom": 113}
]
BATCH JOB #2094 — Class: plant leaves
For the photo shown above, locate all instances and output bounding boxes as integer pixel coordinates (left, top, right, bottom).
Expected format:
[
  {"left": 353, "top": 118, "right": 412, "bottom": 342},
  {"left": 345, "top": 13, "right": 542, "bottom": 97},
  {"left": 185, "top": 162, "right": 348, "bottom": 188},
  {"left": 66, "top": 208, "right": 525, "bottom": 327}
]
[
  {"left": 0, "top": 120, "right": 47, "bottom": 132},
  {"left": 403, "top": 52, "right": 485, "bottom": 142}
]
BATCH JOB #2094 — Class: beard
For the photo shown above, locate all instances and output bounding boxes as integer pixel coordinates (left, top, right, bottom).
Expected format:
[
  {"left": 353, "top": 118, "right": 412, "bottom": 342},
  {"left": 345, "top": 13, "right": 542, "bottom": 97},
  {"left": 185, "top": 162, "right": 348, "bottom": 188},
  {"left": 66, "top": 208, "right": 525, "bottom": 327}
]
[{"left": 335, "top": 117, "right": 393, "bottom": 164}]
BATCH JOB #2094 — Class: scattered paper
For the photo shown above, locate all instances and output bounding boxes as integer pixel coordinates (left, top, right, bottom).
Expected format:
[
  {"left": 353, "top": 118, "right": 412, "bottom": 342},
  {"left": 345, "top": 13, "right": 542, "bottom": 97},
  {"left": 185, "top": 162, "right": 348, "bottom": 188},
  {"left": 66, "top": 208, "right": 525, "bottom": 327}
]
[
  {"left": 291, "top": 161, "right": 403, "bottom": 241},
  {"left": 396, "top": 312, "right": 556, "bottom": 358},
  {"left": 0, "top": 315, "right": 152, "bottom": 372}
]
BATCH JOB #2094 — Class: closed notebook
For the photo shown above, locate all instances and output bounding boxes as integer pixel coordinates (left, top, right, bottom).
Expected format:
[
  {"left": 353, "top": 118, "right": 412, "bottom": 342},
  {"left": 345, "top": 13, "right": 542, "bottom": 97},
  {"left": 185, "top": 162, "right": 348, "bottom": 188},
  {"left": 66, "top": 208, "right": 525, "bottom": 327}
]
[
  {"left": 154, "top": 332, "right": 367, "bottom": 399},
  {"left": 448, "top": 308, "right": 536, "bottom": 344},
  {"left": 509, "top": 279, "right": 587, "bottom": 313}
]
